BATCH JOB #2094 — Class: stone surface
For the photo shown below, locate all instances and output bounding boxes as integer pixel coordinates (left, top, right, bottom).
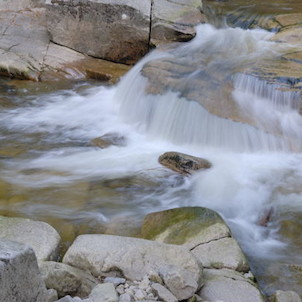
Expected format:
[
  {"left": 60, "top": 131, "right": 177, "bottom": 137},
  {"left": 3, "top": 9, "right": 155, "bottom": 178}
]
[
  {"left": 191, "top": 237, "right": 249, "bottom": 272},
  {"left": 141, "top": 207, "right": 230, "bottom": 248},
  {"left": 46, "top": 0, "right": 151, "bottom": 65},
  {"left": 63, "top": 234, "right": 202, "bottom": 300},
  {"left": 198, "top": 269, "right": 265, "bottom": 302},
  {"left": 89, "top": 283, "right": 118, "bottom": 302},
  {"left": 0, "top": 0, "right": 44, "bottom": 11},
  {"left": 40, "top": 261, "right": 99, "bottom": 298},
  {"left": 271, "top": 290, "right": 302, "bottom": 302},
  {"left": 158, "top": 152, "right": 212, "bottom": 174},
  {"left": 151, "top": 283, "right": 178, "bottom": 302},
  {"left": 151, "top": 0, "right": 206, "bottom": 45},
  {"left": 0, "top": 216, "right": 61, "bottom": 261},
  {"left": 0, "top": 238, "right": 49, "bottom": 302}
]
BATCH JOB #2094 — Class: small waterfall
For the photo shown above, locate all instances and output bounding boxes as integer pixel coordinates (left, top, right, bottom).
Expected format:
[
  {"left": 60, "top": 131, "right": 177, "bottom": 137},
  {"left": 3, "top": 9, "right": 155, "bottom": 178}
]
[{"left": 115, "top": 24, "right": 301, "bottom": 152}]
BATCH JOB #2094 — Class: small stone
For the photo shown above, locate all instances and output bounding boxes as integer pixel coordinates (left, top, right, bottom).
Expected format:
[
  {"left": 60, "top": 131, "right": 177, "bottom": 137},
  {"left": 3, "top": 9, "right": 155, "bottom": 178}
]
[
  {"left": 46, "top": 289, "right": 58, "bottom": 302},
  {"left": 119, "top": 293, "right": 133, "bottom": 302},
  {"left": 148, "top": 271, "right": 164, "bottom": 285},
  {"left": 151, "top": 283, "right": 178, "bottom": 302},
  {"left": 104, "top": 277, "right": 126, "bottom": 287},
  {"left": 56, "top": 296, "right": 75, "bottom": 302},
  {"left": 139, "top": 275, "right": 150, "bottom": 290},
  {"left": 116, "top": 285, "right": 125, "bottom": 295},
  {"left": 89, "top": 283, "right": 118, "bottom": 302},
  {"left": 134, "top": 289, "right": 146, "bottom": 300}
]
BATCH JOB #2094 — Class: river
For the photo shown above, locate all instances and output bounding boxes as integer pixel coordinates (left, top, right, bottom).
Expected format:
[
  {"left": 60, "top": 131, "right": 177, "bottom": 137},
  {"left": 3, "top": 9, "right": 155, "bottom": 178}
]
[{"left": 1, "top": 0, "right": 302, "bottom": 297}]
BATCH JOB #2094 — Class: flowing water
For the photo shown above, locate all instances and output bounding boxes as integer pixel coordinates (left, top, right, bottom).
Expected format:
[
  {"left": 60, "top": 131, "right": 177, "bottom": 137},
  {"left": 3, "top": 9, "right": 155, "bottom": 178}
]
[{"left": 1, "top": 2, "right": 302, "bottom": 297}]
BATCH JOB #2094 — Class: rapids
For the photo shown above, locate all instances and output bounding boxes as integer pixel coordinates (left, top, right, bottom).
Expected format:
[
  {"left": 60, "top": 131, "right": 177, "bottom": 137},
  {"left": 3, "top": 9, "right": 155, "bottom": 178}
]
[{"left": 1, "top": 24, "right": 302, "bottom": 295}]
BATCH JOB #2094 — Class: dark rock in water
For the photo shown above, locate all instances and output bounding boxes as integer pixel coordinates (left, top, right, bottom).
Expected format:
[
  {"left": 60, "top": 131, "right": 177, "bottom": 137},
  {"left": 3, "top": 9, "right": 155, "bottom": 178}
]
[
  {"left": 90, "top": 133, "right": 126, "bottom": 149},
  {"left": 159, "top": 151, "right": 212, "bottom": 174}
]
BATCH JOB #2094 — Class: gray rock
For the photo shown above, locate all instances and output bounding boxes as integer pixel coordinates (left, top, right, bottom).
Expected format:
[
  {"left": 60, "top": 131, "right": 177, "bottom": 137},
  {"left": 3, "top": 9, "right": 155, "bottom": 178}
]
[
  {"left": 46, "top": 288, "right": 59, "bottom": 302},
  {"left": 104, "top": 277, "right": 126, "bottom": 287},
  {"left": 118, "top": 293, "right": 132, "bottom": 302},
  {"left": 89, "top": 283, "right": 118, "bottom": 302},
  {"left": 46, "top": 0, "right": 151, "bottom": 64},
  {"left": 191, "top": 237, "right": 249, "bottom": 272},
  {"left": 198, "top": 269, "right": 265, "bottom": 302},
  {"left": 158, "top": 152, "right": 212, "bottom": 174},
  {"left": 56, "top": 296, "right": 76, "bottom": 302},
  {"left": 0, "top": 0, "right": 44, "bottom": 10},
  {"left": 151, "top": 0, "right": 206, "bottom": 45},
  {"left": 63, "top": 234, "right": 202, "bottom": 300},
  {"left": 151, "top": 283, "right": 178, "bottom": 302},
  {"left": 0, "top": 238, "right": 49, "bottom": 302},
  {"left": 272, "top": 290, "right": 302, "bottom": 302},
  {"left": 0, "top": 216, "right": 61, "bottom": 261},
  {"left": 40, "top": 261, "right": 99, "bottom": 298}
]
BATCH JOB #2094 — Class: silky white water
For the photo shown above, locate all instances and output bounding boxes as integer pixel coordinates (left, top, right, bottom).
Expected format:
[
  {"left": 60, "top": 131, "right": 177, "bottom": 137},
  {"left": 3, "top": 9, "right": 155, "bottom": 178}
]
[{"left": 1, "top": 24, "right": 302, "bottom": 294}]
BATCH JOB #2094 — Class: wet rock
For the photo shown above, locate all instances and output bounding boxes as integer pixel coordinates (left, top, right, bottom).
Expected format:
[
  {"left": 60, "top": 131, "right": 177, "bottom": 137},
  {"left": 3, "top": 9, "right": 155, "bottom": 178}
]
[
  {"left": 198, "top": 268, "right": 265, "bottom": 302},
  {"left": 46, "top": 0, "right": 151, "bottom": 65},
  {"left": 0, "top": 216, "right": 61, "bottom": 261},
  {"left": 91, "top": 133, "right": 126, "bottom": 149},
  {"left": 63, "top": 234, "right": 202, "bottom": 300},
  {"left": 141, "top": 207, "right": 230, "bottom": 248},
  {"left": 191, "top": 237, "right": 249, "bottom": 272},
  {"left": 270, "top": 290, "right": 302, "bottom": 302},
  {"left": 0, "top": 238, "right": 50, "bottom": 302},
  {"left": 89, "top": 283, "right": 118, "bottom": 302},
  {"left": 158, "top": 152, "right": 212, "bottom": 174},
  {"left": 104, "top": 216, "right": 142, "bottom": 238},
  {"left": 151, "top": 0, "right": 206, "bottom": 46},
  {"left": 40, "top": 261, "right": 99, "bottom": 298}
]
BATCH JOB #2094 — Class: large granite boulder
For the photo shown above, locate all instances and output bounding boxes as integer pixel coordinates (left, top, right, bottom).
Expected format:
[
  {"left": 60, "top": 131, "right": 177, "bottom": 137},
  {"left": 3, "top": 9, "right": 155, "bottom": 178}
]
[
  {"left": 141, "top": 207, "right": 249, "bottom": 272},
  {"left": 63, "top": 234, "right": 203, "bottom": 300},
  {"left": 0, "top": 238, "right": 52, "bottom": 302},
  {"left": 0, "top": 216, "right": 61, "bottom": 261},
  {"left": 46, "top": 0, "right": 152, "bottom": 65},
  {"left": 198, "top": 269, "right": 265, "bottom": 302}
]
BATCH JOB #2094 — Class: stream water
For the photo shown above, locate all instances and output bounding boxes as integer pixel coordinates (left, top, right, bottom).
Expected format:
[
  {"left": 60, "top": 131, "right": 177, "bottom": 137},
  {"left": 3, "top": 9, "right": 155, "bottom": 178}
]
[{"left": 1, "top": 1, "right": 302, "bottom": 298}]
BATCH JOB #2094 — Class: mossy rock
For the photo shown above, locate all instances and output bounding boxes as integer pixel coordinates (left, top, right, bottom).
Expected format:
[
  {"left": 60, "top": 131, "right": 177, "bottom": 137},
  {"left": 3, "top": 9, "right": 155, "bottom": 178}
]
[{"left": 141, "top": 207, "right": 230, "bottom": 248}]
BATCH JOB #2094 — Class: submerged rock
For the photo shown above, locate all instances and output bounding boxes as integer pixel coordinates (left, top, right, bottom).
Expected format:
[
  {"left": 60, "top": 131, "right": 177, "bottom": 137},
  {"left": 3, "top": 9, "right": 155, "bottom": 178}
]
[
  {"left": 90, "top": 133, "right": 126, "bottom": 149},
  {"left": 159, "top": 152, "right": 212, "bottom": 174},
  {"left": 0, "top": 216, "right": 61, "bottom": 261}
]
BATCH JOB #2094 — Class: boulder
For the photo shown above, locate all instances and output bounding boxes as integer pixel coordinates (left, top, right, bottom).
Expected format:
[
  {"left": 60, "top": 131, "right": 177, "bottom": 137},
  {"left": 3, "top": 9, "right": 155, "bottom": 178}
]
[
  {"left": 270, "top": 290, "right": 302, "bottom": 302},
  {"left": 0, "top": 216, "right": 61, "bottom": 261},
  {"left": 0, "top": 238, "right": 50, "bottom": 302},
  {"left": 40, "top": 261, "right": 99, "bottom": 298},
  {"left": 63, "top": 234, "right": 203, "bottom": 300},
  {"left": 141, "top": 207, "right": 230, "bottom": 248},
  {"left": 198, "top": 268, "right": 265, "bottom": 302},
  {"left": 151, "top": 0, "right": 206, "bottom": 46},
  {"left": 191, "top": 237, "right": 249, "bottom": 272},
  {"left": 46, "top": 0, "right": 151, "bottom": 65},
  {"left": 158, "top": 152, "right": 212, "bottom": 174}
]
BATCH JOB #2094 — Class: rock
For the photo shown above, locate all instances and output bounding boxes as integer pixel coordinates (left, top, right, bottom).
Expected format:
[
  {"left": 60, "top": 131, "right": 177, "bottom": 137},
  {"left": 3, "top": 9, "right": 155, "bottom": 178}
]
[
  {"left": 89, "top": 283, "right": 118, "bottom": 302},
  {"left": 270, "top": 290, "right": 302, "bottom": 302},
  {"left": 46, "top": 289, "right": 59, "bottom": 302},
  {"left": 141, "top": 207, "right": 230, "bottom": 248},
  {"left": 191, "top": 237, "right": 249, "bottom": 272},
  {"left": 46, "top": 0, "right": 151, "bottom": 65},
  {"left": 91, "top": 133, "right": 126, "bottom": 149},
  {"left": 151, "top": 283, "right": 178, "bottom": 302},
  {"left": 40, "top": 261, "right": 99, "bottom": 298},
  {"left": 0, "top": 238, "right": 49, "bottom": 302},
  {"left": 0, "top": 216, "right": 61, "bottom": 261},
  {"left": 198, "top": 269, "right": 265, "bottom": 302},
  {"left": 0, "top": 0, "right": 44, "bottom": 10},
  {"left": 104, "top": 277, "right": 126, "bottom": 287},
  {"left": 151, "top": 0, "right": 206, "bottom": 46},
  {"left": 63, "top": 234, "right": 202, "bottom": 300},
  {"left": 119, "top": 293, "right": 132, "bottom": 302},
  {"left": 158, "top": 152, "right": 212, "bottom": 174}
]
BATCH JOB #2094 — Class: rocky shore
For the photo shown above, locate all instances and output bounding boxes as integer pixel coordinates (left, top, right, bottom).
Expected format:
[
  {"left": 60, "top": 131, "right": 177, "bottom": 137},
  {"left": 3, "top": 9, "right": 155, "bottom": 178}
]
[{"left": 0, "top": 206, "right": 300, "bottom": 302}]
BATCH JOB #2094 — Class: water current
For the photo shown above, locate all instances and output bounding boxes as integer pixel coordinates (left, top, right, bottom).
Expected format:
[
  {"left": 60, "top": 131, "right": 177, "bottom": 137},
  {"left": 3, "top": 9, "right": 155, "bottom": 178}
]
[{"left": 1, "top": 8, "right": 302, "bottom": 297}]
